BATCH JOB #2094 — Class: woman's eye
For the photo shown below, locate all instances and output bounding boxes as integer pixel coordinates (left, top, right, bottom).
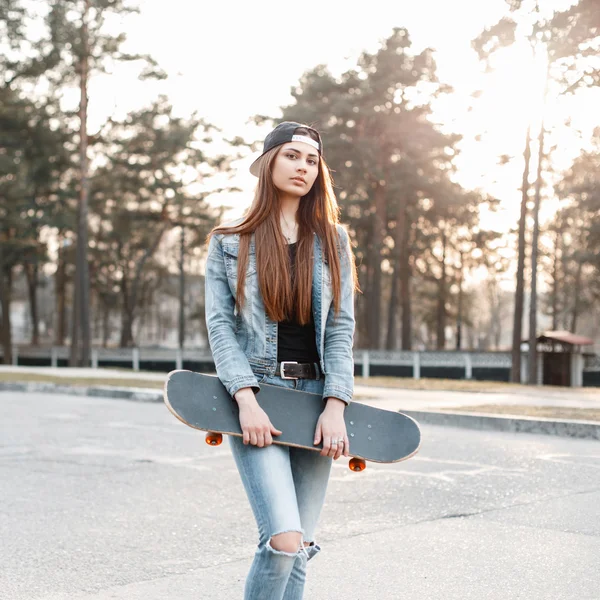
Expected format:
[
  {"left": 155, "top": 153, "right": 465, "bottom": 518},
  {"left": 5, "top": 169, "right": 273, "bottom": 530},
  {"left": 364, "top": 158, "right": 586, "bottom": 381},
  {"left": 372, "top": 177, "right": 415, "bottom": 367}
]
[{"left": 286, "top": 153, "right": 316, "bottom": 165}]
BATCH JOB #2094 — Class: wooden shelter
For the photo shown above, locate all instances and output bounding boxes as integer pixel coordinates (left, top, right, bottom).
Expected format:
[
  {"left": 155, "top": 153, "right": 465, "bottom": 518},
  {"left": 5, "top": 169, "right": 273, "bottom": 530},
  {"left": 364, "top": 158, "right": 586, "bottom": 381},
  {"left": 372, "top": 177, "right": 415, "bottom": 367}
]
[{"left": 527, "top": 330, "right": 594, "bottom": 387}]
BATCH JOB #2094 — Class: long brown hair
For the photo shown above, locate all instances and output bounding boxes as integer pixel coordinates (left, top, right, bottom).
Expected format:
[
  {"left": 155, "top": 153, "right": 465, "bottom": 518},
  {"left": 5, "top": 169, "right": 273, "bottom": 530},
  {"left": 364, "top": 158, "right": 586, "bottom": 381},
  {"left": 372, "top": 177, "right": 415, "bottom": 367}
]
[{"left": 208, "top": 126, "right": 356, "bottom": 324}]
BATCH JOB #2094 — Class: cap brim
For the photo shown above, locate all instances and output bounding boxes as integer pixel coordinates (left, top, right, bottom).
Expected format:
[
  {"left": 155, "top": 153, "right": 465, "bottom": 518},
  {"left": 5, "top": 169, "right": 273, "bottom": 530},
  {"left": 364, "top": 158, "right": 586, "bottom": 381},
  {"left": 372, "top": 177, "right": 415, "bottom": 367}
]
[{"left": 249, "top": 154, "right": 266, "bottom": 177}]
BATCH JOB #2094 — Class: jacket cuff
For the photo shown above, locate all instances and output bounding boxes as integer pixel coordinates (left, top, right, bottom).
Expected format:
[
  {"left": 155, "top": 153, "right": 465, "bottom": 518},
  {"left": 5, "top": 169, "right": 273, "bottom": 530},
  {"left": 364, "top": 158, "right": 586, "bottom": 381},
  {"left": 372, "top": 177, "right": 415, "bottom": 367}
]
[
  {"left": 227, "top": 375, "right": 261, "bottom": 398},
  {"left": 322, "top": 383, "right": 353, "bottom": 405}
]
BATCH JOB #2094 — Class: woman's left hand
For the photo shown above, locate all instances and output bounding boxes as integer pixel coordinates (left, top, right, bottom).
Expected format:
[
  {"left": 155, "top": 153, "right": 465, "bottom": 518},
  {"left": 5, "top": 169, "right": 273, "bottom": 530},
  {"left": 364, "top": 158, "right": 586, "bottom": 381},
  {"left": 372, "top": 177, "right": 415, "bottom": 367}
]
[{"left": 314, "top": 398, "right": 349, "bottom": 460}]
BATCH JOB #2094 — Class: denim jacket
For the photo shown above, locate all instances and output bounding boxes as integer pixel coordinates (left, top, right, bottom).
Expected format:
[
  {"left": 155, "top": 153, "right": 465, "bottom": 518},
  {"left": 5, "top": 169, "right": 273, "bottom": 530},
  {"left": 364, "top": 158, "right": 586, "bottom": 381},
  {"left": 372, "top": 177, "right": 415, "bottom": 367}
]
[{"left": 205, "top": 220, "right": 355, "bottom": 404}]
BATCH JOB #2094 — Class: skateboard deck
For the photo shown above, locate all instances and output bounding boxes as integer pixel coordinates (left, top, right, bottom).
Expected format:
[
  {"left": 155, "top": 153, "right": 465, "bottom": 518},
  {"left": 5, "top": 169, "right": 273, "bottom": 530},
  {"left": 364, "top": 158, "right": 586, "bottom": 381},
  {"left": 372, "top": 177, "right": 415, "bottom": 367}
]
[{"left": 164, "top": 370, "right": 420, "bottom": 469}]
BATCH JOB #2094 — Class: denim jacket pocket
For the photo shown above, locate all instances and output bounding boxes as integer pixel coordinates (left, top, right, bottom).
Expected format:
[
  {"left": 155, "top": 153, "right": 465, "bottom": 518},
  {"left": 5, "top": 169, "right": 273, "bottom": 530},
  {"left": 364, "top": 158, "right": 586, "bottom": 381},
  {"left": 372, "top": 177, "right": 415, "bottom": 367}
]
[{"left": 222, "top": 242, "right": 257, "bottom": 280}]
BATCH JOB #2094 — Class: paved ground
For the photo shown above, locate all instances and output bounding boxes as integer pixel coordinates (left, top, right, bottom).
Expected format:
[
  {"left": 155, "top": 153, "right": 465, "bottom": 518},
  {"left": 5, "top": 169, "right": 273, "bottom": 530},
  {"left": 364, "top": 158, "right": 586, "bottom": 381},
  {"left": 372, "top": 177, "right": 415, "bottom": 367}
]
[{"left": 2, "top": 390, "right": 600, "bottom": 599}]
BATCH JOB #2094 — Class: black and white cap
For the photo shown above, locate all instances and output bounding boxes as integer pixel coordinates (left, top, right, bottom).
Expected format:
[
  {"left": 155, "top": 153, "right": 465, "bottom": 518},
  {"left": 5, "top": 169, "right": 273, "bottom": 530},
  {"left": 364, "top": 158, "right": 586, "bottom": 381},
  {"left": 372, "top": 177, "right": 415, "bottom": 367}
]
[{"left": 249, "top": 121, "right": 323, "bottom": 177}]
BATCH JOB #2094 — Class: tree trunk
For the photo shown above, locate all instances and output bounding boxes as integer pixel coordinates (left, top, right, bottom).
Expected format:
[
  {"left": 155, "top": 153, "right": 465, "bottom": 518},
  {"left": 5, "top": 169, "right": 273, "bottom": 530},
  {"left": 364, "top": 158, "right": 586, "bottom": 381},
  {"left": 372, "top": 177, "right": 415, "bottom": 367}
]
[
  {"left": 571, "top": 259, "right": 583, "bottom": 332},
  {"left": 366, "top": 240, "right": 379, "bottom": 348},
  {"left": 399, "top": 211, "right": 412, "bottom": 350},
  {"left": 511, "top": 125, "right": 532, "bottom": 383},
  {"left": 385, "top": 261, "right": 400, "bottom": 350},
  {"left": 487, "top": 278, "right": 499, "bottom": 350},
  {"left": 494, "top": 324, "right": 501, "bottom": 350},
  {"left": 179, "top": 226, "right": 185, "bottom": 349},
  {"left": 551, "top": 226, "right": 561, "bottom": 331},
  {"left": 456, "top": 252, "right": 464, "bottom": 350},
  {"left": 528, "top": 68, "right": 549, "bottom": 385},
  {"left": 55, "top": 240, "right": 67, "bottom": 346},
  {"left": 528, "top": 118, "right": 546, "bottom": 384},
  {"left": 120, "top": 313, "right": 134, "bottom": 347},
  {"left": 494, "top": 297, "right": 502, "bottom": 350},
  {"left": 368, "top": 184, "right": 386, "bottom": 348},
  {"left": 25, "top": 262, "right": 40, "bottom": 346},
  {"left": 357, "top": 256, "right": 371, "bottom": 348},
  {"left": 491, "top": 279, "right": 503, "bottom": 350},
  {"left": 70, "top": 0, "right": 92, "bottom": 366},
  {"left": 102, "top": 302, "right": 110, "bottom": 348},
  {"left": 436, "top": 228, "right": 447, "bottom": 350},
  {"left": 0, "top": 251, "right": 13, "bottom": 365},
  {"left": 386, "top": 199, "right": 408, "bottom": 350},
  {"left": 70, "top": 259, "right": 80, "bottom": 362},
  {"left": 120, "top": 278, "right": 133, "bottom": 347}
]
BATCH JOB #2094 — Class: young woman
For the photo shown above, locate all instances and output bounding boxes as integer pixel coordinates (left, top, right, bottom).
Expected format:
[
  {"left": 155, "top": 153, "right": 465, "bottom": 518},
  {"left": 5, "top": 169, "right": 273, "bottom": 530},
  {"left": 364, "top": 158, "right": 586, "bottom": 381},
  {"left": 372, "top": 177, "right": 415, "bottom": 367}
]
[{"left": 204, "top": 121, "right": 357, "bottom": 600}]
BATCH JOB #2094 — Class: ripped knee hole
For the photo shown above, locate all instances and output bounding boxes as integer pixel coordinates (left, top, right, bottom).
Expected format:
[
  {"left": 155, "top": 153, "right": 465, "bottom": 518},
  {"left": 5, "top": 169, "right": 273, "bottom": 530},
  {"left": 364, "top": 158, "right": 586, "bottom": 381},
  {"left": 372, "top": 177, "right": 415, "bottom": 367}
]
[{"left": 269, "top": 531, "right": 303, "bottom": 554}]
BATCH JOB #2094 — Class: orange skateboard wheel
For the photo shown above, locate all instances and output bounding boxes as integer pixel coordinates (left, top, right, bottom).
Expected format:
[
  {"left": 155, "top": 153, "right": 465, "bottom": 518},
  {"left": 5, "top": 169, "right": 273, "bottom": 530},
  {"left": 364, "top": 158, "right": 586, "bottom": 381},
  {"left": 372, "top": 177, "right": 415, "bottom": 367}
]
[
  {"left": 349, "top": 458, "right": 366, "bottom": 472},
  {"left": 205, "top": 432, "right": 223, "bottom": 446}
]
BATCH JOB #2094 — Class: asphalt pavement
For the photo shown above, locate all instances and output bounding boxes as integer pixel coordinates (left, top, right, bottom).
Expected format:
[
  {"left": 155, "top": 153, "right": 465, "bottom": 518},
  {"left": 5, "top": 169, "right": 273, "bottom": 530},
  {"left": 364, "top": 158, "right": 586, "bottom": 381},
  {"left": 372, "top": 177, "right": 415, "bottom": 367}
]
[{"left": 2, "top": 390, "right": 599, "bottom": 599}]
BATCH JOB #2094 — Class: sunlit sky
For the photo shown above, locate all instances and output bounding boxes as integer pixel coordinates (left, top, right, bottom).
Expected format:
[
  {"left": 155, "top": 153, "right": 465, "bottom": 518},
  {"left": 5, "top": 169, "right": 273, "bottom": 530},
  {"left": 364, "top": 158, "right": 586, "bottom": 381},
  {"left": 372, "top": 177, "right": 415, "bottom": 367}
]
[{"left": 77, "top": 0, "right": 599, "bottom": 236}]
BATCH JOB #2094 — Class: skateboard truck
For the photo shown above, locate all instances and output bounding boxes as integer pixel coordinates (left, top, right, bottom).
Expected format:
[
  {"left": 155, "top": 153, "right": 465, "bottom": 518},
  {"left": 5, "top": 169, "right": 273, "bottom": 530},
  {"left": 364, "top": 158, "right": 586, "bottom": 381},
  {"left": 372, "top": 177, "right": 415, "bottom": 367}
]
[
  {"left": 205, "top": 432, "right": 223, "bottom": 446},
  {"left": 349, "top": 458, "right": 366, "bottom": 471},
  {"left": 204, "top": 430, "right": 368, "bottom": 471}
]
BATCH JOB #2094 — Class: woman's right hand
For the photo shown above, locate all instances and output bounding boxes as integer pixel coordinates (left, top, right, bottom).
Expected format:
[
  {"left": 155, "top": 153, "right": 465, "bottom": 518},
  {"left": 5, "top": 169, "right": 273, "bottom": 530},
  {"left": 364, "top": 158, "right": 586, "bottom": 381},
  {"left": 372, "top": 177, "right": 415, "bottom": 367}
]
[{"left": 234, "top": 388, "right": 282, "bottom": 447}]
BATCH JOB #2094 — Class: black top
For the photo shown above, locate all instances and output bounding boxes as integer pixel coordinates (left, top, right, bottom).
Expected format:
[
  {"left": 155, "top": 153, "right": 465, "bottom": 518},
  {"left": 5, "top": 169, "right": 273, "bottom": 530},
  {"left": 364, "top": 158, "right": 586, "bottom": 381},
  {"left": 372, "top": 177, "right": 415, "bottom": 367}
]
[{"left": 277, "top": 242, "right": 320, "bottom": 363}]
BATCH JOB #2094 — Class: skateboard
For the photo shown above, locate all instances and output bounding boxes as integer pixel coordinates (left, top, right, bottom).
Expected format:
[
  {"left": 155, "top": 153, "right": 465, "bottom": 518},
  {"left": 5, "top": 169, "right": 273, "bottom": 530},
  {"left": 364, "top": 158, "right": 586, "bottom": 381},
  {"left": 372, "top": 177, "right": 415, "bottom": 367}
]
[{"left": 163, "top": 370, "right": 421, "bottom": 471}]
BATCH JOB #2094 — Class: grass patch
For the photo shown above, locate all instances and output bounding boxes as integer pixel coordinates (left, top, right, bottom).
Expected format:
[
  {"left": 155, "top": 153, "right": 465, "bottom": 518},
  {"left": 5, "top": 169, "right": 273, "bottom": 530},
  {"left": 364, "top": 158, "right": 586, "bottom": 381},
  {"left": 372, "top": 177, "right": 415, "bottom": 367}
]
[
  {"left": 355, "top": 376, "right": 599, "bottom": 394},
  {"left": 440, "top": 404, "right": 600, "bottom": 422},
  {"left": 356, "top": 376, "right": 531, "bottom": 393},
  {"left": 0, "top": 372, "right": 164, "bottom": 389}
]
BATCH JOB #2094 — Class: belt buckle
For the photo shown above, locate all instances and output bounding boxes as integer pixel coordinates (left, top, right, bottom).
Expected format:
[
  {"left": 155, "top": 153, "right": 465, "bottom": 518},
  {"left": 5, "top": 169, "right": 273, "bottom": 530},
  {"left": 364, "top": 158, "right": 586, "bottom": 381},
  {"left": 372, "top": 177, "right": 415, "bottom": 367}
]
[{"left": 280, "top": 361, "right": 299, "bottom": 379}]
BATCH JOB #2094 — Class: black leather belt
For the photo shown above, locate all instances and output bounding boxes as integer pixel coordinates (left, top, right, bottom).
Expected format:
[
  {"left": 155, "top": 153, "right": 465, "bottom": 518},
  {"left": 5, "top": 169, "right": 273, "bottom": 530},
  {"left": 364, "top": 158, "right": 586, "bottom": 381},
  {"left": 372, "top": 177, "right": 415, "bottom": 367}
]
[{"left": 276, "top": 361, "right": 320, "bottom": 380}]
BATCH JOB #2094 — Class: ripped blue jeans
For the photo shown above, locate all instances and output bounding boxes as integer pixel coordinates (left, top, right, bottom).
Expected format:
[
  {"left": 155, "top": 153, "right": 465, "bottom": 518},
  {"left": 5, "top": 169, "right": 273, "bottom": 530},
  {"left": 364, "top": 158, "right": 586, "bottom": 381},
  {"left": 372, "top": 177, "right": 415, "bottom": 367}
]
[{"left": 230, "top": 374, "right": 332, "bottom": 600}]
